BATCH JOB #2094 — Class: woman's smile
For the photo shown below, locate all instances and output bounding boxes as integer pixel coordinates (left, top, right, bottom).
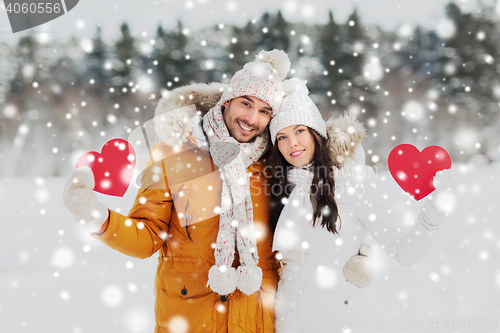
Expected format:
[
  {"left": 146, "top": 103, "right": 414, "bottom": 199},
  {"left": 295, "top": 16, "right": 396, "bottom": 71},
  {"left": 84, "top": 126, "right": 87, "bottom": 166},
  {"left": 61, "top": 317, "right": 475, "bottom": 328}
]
[{"left": 276, "top": 125, "right": 315, "bottom": 167}]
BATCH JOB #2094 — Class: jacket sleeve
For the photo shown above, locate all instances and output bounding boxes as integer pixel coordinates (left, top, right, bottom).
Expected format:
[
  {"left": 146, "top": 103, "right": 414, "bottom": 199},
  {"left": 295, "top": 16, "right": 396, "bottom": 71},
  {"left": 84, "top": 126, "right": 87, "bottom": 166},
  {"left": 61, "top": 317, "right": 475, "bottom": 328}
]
[
  {"left": 355, "top": 168, "right": 446, "bottom": 266},
  {"left": 92, "top": 143, "right": 173, "bottom": 259}
]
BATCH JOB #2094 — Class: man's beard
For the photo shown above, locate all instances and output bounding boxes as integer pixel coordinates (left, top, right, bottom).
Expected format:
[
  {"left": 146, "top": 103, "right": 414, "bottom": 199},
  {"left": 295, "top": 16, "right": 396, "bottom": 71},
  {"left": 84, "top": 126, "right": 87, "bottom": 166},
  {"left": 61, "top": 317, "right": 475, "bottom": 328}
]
[
  {"left": 238, "top": 119, "right": 262, "bottom": 143},
  {"left": 229, "top": 118, "right": 262, "bottom": 142},
  {"left": 223, "top": 106, "right": 264, "bottom": 143}
]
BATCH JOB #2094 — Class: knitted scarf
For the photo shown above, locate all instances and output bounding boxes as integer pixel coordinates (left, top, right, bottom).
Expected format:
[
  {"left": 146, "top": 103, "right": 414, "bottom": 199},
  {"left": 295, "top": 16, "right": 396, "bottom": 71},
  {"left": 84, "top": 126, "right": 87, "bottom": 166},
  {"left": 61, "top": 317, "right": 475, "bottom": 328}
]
[
  {"left": 272, "top": 167, "right": 316, "bottom": 255},
  {"left": 203, "top": 101, "right": 269, "bottom": 296}
]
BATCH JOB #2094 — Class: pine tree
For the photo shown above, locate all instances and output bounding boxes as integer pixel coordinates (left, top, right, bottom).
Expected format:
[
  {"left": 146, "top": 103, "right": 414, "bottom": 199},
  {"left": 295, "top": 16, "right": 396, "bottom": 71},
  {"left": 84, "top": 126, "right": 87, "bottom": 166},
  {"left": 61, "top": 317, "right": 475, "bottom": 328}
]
[
  {"left": 154, "top": 23, "right": 171, "bottom": 89},
  {"left": 0, "top": 43, "right": 12, "bottom": 107},
  {"left": 169, "top": 20, "right": 189, "bottom": 82},
  {"left": 438, "top": 2, "right": 499, "bottom": 124},
  {"left": 257, "top": 12, "right": 274, "bottom": 51},
  {"left": 338, "top": 9, "right": 371, "bottom": 111},
  {"left": 154, "top": 20, "right": 197, "bottom": 89},
  {"left": 392, "top": 26, "right": 443, "bottom": 92},
  {"left": 83, "top": 26, "right": 110, "bottom": 96},
  {"left": 227, "top": 25, "right": 250, "bottom": 74},
  {"left": 318, "top": 10, "right": 342, "bottom": 104},
  {"left": 113, "top": 22, "right": 138, "bottom": 90},
  {"left": 227, "top": 21, "right": 259, "bottom": 74},
  {"left": 255, "top": 11, "right": 290, "bottom": 52},
  {"left": 10, "top": 35, "right": 43, "bottom": 95},
  {"left": 272, "top": 11, "right": 290, "bottom": 52},
  {"left": 340, "top": 9, "right": 365, "bottom": 81}
]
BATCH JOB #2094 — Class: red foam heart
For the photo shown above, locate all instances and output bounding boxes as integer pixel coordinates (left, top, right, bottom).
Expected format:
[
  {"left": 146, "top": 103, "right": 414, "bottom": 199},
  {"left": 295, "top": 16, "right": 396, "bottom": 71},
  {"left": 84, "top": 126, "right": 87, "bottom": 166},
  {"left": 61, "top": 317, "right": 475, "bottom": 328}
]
[
  {"left": 388, "top": 144, "right": 451, "bottom": 201},
  {"left": 75, "top": 139, "right": 136, "bottom": 197}
]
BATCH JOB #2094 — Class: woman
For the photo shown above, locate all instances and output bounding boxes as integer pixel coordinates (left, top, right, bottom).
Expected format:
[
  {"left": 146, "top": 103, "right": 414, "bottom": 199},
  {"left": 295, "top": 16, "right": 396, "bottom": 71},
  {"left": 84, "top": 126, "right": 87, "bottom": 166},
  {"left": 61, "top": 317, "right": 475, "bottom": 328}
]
[{"left": 268, "top": 79, "right": 454, "bottom": 332}]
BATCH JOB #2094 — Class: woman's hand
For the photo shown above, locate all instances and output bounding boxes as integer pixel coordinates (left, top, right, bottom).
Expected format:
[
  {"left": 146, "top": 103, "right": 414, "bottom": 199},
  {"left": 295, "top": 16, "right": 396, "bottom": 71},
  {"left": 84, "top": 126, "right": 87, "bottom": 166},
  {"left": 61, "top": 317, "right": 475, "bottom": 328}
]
[
  {"left": 343, "top": 244, "right": 376, "bottom": 288},
  {"left": 428, "top": 169, "right": 457, "bottom": 216}
]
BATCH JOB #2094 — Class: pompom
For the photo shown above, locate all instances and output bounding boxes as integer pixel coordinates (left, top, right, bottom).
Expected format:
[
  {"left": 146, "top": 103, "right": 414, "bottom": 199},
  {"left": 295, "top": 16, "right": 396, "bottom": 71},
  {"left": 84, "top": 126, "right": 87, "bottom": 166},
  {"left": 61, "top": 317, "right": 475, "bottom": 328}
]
[
  {"left": 207, "top": 265, "right": 237, "bottom": 295},
  {"left": 282, "top": 78, "right": 309, "bottom": 96},
  {"left": 256, "top": 49, "right": 291, "bottom": 81},
  {"left": 236, "top": 265, "right": 263, "bottom": 295},
  {"left": 343, "top": 254, "right": 375, "bottom": 288}
]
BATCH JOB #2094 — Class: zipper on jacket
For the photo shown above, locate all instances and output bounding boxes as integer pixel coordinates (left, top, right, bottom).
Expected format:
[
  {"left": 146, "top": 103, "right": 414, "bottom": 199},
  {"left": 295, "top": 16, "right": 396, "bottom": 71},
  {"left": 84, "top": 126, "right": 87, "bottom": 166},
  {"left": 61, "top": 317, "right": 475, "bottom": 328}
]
[{"left": 184, "top": 207, "right": 193, "bottom": 242}]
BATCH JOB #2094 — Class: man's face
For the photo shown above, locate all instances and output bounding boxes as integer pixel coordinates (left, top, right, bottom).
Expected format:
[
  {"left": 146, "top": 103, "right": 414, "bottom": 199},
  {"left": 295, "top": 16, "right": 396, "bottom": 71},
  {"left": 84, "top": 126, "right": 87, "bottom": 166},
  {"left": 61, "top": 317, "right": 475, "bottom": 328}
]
[{"left": 223, "top": 96, "right": 272, "bottom": 143}]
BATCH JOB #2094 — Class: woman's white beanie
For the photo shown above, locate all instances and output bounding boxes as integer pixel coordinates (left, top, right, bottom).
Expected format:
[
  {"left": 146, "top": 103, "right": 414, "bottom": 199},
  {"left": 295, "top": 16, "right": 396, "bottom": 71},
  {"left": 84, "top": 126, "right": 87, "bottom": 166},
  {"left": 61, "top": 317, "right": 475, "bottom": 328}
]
[
  {"left": 270, "top": 78, "right": 327, "bottom": 144},
  {"left": 221, "top": 49, "right": 291, "bottom": 115}
]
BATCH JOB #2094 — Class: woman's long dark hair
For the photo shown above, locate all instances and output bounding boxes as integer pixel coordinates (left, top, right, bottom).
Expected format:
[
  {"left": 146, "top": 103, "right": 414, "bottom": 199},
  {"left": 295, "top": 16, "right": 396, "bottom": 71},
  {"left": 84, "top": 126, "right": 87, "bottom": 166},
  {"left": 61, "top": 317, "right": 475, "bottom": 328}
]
[{"left": 268, "top": 127, "right": 341, "bottom": 235}]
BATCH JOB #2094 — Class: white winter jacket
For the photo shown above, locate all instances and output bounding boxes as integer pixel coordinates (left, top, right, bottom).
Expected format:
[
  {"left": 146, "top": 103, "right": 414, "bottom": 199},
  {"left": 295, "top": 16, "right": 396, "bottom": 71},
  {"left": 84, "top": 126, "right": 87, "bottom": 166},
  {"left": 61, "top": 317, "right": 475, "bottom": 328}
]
[{"left": 273, "top": 147, "right": 447, "bottom": 333}]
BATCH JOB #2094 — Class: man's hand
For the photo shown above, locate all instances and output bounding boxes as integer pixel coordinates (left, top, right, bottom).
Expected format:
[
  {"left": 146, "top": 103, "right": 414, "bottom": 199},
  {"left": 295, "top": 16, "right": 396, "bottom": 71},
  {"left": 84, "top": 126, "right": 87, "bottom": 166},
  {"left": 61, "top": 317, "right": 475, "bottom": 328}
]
[
  {"left": 63, "top": 166, "right": 109, "bottom": 233},
  {"left": 343, "top": 244, "right": 376, "bottom": 288}
]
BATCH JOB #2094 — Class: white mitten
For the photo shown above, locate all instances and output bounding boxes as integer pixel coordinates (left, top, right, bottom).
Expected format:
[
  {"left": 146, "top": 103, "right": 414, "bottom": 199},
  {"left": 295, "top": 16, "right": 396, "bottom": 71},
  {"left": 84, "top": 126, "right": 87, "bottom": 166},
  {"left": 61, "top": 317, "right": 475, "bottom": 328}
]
[
  {"left": 63, "top": 166, "right": 109, "bottom": 233},
  {"left": 427, "top": 169, "right": 457, "bottom": 216},
  {"left": 343, "top": 244, "right": 376, "bottom": 288}
]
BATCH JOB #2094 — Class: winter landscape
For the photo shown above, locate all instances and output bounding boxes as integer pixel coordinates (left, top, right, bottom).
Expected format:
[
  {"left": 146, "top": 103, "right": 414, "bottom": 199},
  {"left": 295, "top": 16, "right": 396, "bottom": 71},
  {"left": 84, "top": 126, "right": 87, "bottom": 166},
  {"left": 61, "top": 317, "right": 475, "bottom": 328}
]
[
  {"left": 1, "top": 0, "right": 500, "bottom": 332},
  {"left": 1, "top": 163, "right": 499, "bottom": 332}
]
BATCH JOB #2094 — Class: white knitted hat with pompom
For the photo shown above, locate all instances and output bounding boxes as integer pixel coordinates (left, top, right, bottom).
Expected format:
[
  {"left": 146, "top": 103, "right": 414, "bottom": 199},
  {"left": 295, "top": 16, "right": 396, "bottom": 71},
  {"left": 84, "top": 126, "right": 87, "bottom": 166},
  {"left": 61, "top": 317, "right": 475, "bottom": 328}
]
[
  {"left": 269, "top": 78, "right": 327, "bottom": 144},
  {"left": 221, "top": 49, "right": 290, "bottom": 115}
]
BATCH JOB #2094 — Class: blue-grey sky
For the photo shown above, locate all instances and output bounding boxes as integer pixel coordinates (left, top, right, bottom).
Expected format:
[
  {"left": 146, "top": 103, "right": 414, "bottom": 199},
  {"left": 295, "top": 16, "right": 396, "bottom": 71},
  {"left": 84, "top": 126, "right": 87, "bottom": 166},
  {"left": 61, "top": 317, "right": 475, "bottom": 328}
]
[{"left": 0, "top": 0, "right": 496, "bottom": 45}]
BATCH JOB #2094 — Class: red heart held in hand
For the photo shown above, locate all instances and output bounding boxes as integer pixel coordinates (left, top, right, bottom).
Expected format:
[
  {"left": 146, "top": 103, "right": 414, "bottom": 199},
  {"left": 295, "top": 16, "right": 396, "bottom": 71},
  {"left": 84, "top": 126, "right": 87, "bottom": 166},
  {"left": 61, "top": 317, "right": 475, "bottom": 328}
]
[
  {"left": 388, "top": 144, "right": 451, "bottom": 201},
  {"left": 75, "top": 139, "right": 136, "bottom": 197}
]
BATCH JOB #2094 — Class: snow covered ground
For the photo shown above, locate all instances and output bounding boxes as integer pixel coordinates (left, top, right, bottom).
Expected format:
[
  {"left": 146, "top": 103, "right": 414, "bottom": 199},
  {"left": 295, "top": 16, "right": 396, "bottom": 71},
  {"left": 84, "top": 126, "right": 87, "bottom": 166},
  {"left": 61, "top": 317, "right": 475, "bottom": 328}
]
[{"left": 1, "top": 162, "right": 499, "bottom": 333}]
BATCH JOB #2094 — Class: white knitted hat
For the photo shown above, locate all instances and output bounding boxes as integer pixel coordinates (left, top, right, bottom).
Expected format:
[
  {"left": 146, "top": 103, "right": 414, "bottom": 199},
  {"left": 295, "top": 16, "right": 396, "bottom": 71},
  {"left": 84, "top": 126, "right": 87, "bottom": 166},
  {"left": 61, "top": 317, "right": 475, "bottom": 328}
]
[
  {"left": 270, "top": 78, "right": 327, "bottom": 144},
  {"left": 221, "top": 49, "right": 291, "bottom": 115}
]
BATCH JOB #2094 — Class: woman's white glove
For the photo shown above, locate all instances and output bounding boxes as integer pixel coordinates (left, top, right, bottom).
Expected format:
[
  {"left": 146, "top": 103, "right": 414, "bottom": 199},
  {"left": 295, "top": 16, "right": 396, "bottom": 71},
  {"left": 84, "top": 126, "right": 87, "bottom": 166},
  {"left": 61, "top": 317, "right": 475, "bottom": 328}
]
[
  {"left": 62, "top": 166, "right": 109, "bottom": 233},
  {"left": 427, "top": 169, "right": 457, "bottom": 216},
  {"left": 412, "top": 168, "right": 457, "bottom": 233},
  {"left": 343, "top": 244, "right": 376, "bottom": 288}
]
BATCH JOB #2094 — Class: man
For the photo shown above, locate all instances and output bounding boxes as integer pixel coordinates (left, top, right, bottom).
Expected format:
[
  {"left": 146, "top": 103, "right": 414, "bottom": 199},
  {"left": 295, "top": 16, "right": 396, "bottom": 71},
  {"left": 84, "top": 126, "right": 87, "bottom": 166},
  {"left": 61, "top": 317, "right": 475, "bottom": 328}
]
[{"left": 63, "top": 50, "right": 291, "bottom": 332}]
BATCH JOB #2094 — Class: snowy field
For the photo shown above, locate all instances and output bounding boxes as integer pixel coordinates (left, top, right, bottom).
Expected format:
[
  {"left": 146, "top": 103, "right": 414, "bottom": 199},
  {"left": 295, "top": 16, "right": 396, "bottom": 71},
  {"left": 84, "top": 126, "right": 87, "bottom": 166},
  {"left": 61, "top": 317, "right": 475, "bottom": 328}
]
[{"left": 1, "top": 162, "right": 499, "bottom": 333}]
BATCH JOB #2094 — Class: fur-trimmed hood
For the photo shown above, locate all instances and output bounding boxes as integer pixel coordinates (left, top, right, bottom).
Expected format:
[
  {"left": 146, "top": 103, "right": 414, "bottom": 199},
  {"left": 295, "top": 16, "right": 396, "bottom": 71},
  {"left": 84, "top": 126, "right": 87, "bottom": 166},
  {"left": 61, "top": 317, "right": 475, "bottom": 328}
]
[
  {"left": 153, "top": 83, "right": 367, "bottom": 168},
  {"left": 326, "top": 112, "right": 367, "bottom": 168},
  {"left": 153, "top": 82, "right": 226, "bottom": 147}
]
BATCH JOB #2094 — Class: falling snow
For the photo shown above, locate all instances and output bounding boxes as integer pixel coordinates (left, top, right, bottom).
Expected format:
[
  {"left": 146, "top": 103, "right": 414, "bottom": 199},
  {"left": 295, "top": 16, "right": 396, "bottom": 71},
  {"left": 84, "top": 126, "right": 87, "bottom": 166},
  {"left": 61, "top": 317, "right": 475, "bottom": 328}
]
[
  {"left": 1, "top": 1, "right": 500, "bottom": 331},
  {"left": 1, "top": 160, "right": 498, "bottom": 331}
]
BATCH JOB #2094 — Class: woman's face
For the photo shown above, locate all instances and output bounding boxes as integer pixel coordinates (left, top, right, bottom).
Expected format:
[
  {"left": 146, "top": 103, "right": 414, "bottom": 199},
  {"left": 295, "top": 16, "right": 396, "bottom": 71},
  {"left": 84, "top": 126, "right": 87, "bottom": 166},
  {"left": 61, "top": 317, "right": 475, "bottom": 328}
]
[{"left": 276, "top": 125, "right": 315, "bottom": 167}]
